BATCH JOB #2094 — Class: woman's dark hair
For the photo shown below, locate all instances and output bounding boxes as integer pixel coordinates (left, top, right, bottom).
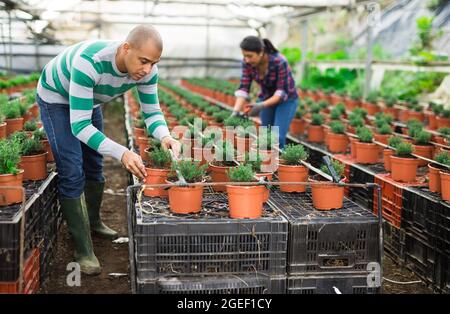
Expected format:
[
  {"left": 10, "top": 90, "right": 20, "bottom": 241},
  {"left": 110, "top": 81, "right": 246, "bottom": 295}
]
[{"left": 240, "top": 36, "right": 278, "bottom": 54}]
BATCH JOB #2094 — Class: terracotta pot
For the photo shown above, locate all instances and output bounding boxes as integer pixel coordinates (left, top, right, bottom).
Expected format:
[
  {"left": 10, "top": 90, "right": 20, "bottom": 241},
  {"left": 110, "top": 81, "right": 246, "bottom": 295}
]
[
  {"left": 398, "top": 110, "right": 409, "bottom": 123},
  {"left": 5, "top": 118, "right": 24, "bottom": 136},
  {"left": 329, "top": 94, "right": 342, "bottom": 105},
  {"left": 309, "top": 176, "right": 345, "bottom": 210},
  {"left": 355, "top": 142, "right": 379, "bottom": 164},
  {"left": 0, "top": 170, "right": 24, "bottom": 206},
  {"left": 436, "top": 116, "right": 450, "bottom": 129},
  {"left": 192, "top": 147, "right": 209, "bottom": 166},
  {"left": 144, "top": 167, "right": 172, "bottom": 197},
  {"left": 277, "top": 164, "right": 308, "bottom": 193},
  {"left": 345, "top": 98, "right": 360, "bottom": 110},
  {"left": 363, "top": 102, "right": 380, "bottom": 116},
  {"left": 0, "top": 122, "right": 6, "bottom": 139},
  {"left": 433, "top": 135, "right": 446, "bottom": 145},
  {"left": 426, "top": 112, "right": 437, "bottom": 130},
  {"left": 250, "top": 147, "right": 278, "bottom": 173},
  {"left": 350, "top": 137, "right": 358, "bottom": 159},
  {"left": 327, "top": 133, "right": 349, "bottom": 153},
  {"left": 323, "top": 128, "right": 330, "bottom": 146},
  {"left": 374, "top": 133, "right": 391, "bottom": 156},
  {"left": 235, "top": 135, "right": 253, "bottom": 154},
  {"left": 413, "top": 145, "right": 433, "bottom": 167},
  {"left": 373, "top": 133, "right": 391, "bottom": 145},
  {"left": 383, "top": 107, "right": 398, "bottom": 120},
  {"left": 428, "top": 164, "right": 441, "bottom": 193},
  {"left": 390, "top": 156, "right": 418, "bottom": 183},
  {"left": 41, "top": 140, "right": 54, "bottom": 162},
  {"left": 136, "top": 137, "right": 149, "bottom": 161},
  {"left": 133, "top": 127, "right": 145, "bottom": 141},
  {"left": 222, "top": 127, "right": 235, "bottom": 143},
  {"left": 167, "top": 181, "right": 204, "bottom": 214},
  {"left": 383, "top": 149, "right": 394, "bottom": 171},
  {"left": 29, "top": 104, "right": 39, "bottom": 119},
  {"left": 226, "top": 185, "right": 265, "bottom": 219},
  {"left": 289, "top": 118, "right": 305, "bottom": 135},
  {"left": 439, "top": 170, "right": 450, "bottom": 201},
  {"left": 347, "top": 126, "right": 356, "bottom": 135},
  {"left": 408, "top": 111, "right": 425, "bottom": 122},
  {"left": 209, "top": 162, "right": 236, "bottom": 192},
  {"left": 307, "top": 125, "right": 324, "bottom": 143},
  {"left": 20, "top": 152, "right": 48, "bottom": 181},
  {"left": 254, "top": 172, "right": 273, "bottom": 203}
]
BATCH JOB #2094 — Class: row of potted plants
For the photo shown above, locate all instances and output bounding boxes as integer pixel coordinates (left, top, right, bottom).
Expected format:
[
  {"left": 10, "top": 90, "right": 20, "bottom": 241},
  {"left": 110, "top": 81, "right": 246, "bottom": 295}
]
[
  {"left": 0, "top": 130, "right": 52, "bottom": 206},
  {"left": 0, "top": 73, "right": 40, "bottom": 94}
]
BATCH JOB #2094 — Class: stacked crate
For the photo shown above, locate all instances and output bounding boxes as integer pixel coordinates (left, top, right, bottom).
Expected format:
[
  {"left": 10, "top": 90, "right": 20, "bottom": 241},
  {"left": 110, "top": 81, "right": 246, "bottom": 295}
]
[
  {"left": 128, "top": 185, "right": 288, "bottom": 294},
  {"left": 268, "top": 188, "right": 380, "bottom": 294},
  {"left": 401, "top": 187, "right": 449, "bottom": 293},
  {"left": 0, "top": 172, "right": 61, "bottom": 293}
]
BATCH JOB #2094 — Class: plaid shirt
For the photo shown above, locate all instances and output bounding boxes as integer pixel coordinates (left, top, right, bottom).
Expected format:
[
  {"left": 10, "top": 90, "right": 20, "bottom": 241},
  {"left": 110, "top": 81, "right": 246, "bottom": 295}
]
[{"left": 235, "top": 53, "right": 298, "bottom": 102}]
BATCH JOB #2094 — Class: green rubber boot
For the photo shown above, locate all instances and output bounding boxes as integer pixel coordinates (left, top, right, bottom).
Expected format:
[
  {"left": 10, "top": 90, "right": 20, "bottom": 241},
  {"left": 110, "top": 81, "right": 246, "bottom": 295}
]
[
  {"left": 60, "top": 195, "right": 101, "bottom": 275},
  {"left": 84, "top": 180, "right": 118, "bottom": 240}
]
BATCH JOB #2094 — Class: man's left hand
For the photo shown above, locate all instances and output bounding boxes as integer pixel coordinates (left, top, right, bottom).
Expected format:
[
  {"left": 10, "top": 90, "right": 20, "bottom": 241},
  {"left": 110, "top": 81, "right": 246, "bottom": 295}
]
[{"left": 161, "top": 136, "right": 182, "bottom": 158}]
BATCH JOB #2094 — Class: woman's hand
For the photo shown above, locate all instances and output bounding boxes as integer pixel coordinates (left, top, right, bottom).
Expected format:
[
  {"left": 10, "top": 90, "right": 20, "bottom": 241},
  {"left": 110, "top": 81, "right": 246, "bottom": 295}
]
[{"left": 247, "top": 101, "right": 265, "bottom": 117}]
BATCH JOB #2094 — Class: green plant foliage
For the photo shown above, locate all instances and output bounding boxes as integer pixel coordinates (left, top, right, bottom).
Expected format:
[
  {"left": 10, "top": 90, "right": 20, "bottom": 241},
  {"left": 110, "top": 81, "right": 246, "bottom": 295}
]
[
  {"left": 214, "top": 140, "right": 235, "bottom": 164},
  {"left": 148, "top": 147, "right": 172, "bottom": 168},
  {"left": 357, "top": 127, "right": 373, "bottom": 143},
  {"left": 414, "top": 130, "right": 432, "bottom": 145},
  {"left": 311, "top": 113, "right": 324, "bottom": 126},
  {"left": 32, "top": 129, "right": 47, "bottom": 141},
  {"left": 349, "top": 116, "right": 364, "bottom": 128},
  {"left": 244, "top": 151, "right": 263, "bottom": 173},
  {"left": 227, "top": 164, "right": 255, "bottom": 182},
  {"left": 20, "top": 137, "right": 44, "bottom": 156},
  {"left": 395, "top": 142, "right": 414, "bottom": 157},
  {"left": 407, "top": 119, "right": 424, "bottom": 137},
  {"left": 388, "top": 136, "right": 403, "bottom": 148},
  {"left": 0, "top": 138, "right": 21, "bottom": 174},
  {"left": 377, "top": 123, "right": 393, "bottom": 135},
  {"left": 330, "top": 107, "right": 342, "bottom": 120},
  {"left": 212, "top": 111, "right": 230, "bottom": 123},
  {"left": 256, "top": 130, "right": 278, "bottom": 150},
  {"left": 435, "top": 151, "right": 450, "bottom": 167},
  {"left": 320, "top": 160, "right": 345, "bottom": 179},
  {"left": 309, "top": 103, "right": 321, "bottom": 114},
  {"left": 281, "top": 144, "right": 308, "bottom": 165},
  {"left": 0, "top": 99, "right": 21, "bottom": 119},
  {"left": 24, "top": 120, "right": 38, "bottom": 132},
  {"left": 135, "top": 118, "right": 146, "bottom": 129},
  {"left": 330, "top": 121, "right": 346, "bottom": 134},
  {"left": 172, "top": 159, "right": 207, "bottom": 183}
]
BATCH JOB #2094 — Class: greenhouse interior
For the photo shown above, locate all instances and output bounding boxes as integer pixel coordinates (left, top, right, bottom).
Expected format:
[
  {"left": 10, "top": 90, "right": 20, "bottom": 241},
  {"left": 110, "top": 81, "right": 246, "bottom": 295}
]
[{"left": 0, "top": 0, "right": 449, "bottom": 295}]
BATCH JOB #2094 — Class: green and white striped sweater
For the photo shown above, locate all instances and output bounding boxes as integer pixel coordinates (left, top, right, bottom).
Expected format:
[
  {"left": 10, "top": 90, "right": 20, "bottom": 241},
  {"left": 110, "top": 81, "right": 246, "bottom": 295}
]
[{"left": 37, "top": 40, "right": 169, "bottom": 161}]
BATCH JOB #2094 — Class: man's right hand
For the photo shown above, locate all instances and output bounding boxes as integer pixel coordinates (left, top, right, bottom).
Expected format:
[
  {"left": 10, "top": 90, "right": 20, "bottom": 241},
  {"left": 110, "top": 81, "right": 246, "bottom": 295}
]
[{"left": 121, "top": 150, "right": 147, "bottom": 180}]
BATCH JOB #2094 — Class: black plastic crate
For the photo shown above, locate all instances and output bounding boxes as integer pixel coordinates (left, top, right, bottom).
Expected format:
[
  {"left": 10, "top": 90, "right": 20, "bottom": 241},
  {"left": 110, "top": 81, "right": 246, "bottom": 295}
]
[
  {"left": 127, "top": 185, "right": 288, "bottom": 282},
  {"left": 349, "top": 165, "right": 375, "bottom": 210},
  {"left": 268, "top": 188, "right": 380, "bottom": 276},
  {"left": 404, "top": 228, "right": 448, "bottom": 293},
  {"left": 383, "top": 221, "right": 406, "bottom": 264},
  {"left": 287, "top": 273, "right": 380, "bottom": 294},
  {"left": 0, "top": 193, "right": 41, "bottom": 282},
  {"left": 136, "top": 274, "right": 286, "bottom": 294},
  {"left": 402, "top": 187, "right": 449, "bottom": 255}
]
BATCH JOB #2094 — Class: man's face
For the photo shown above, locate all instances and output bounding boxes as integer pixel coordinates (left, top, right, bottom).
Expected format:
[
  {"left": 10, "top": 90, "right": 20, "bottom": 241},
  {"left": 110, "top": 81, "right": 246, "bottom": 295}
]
[
  {"left": 242, "top": 50, "right": 263, "bottom": 67},
  {"left": 123, "top": 41, "right": 162, "bottom": 81}
]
